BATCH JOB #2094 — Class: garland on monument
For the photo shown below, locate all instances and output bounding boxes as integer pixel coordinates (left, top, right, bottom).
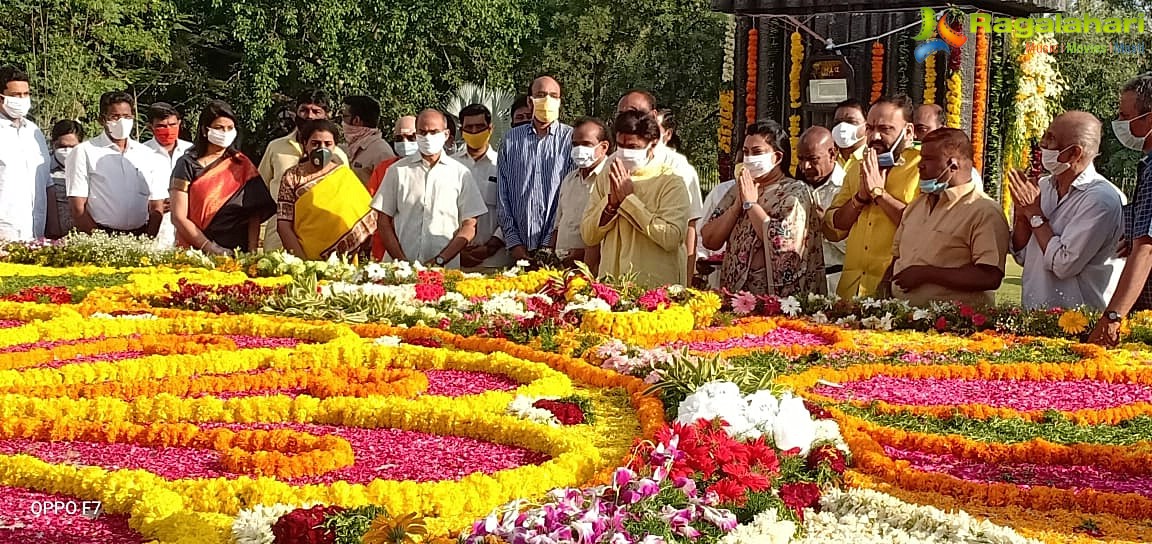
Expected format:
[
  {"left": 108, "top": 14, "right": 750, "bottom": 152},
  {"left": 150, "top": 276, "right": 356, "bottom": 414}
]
[
  {"left": 746, "top": 27, "right": 759, "bottom": 123},
  {"left": 789, "top": 30, "right": 804, "bottom": 172},
  {"left": 971, "top": 26, "right": 990, "bottom": 174},
  {"left": 870, "top": 41, "right": 884, "bottom": 102}
]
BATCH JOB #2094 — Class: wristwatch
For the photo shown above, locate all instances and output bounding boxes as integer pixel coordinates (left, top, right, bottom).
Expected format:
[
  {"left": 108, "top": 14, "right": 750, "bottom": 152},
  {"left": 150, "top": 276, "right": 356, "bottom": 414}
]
[
  {"left": 1029, "top": 215, "right": 1046, "bottom": 228},
  {"left": 434, "top": 255, "right": 446, "bottom": 266},
  {"left": 1104, "top": 310, "right": 1122, "bottom": 323},
  {"left": 870, "top": 187, "right": 885, "bottom": 201},
  {"left": 742, "top": 201, "right": 755, "bottom": 211}
]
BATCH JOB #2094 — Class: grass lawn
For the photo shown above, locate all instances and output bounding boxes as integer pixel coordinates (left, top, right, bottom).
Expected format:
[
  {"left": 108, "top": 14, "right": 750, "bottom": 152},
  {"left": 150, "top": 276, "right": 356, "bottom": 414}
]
[{"left": 997, "top": 260, "right": 1022, "bottom": 307}]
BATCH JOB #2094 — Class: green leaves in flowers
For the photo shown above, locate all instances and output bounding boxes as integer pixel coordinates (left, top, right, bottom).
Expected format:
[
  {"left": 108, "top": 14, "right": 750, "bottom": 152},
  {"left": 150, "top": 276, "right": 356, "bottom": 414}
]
[
  {"left": 841, "top": 404, "right": 1152, "bottom": 445},
  {"left": 262, "top": 276, "right": 401, "bottom": 323},
  {"left": 645, "top": 351, "right": 784, "bottom": 419},
  {"left": 0, "top": 273, "right": 129, "bottom": 303},
  {"left": 321, "top": 505, "right": 388, "bottom": 544}
]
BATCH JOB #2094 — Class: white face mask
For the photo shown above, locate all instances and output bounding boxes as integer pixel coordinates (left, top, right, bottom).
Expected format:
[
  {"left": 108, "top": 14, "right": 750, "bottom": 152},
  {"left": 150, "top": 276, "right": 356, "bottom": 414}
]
[
  {"left": 618, "top": 147, "right": 651, "bottom": 172},
  {"left": 207, "top": 127, "right": 237, "bottom": 148},
  {"left": 394, "top": 140, "right": 418, "bottom": 157},
  {"left": 107, "top": 118, "right": 134, "bottom": 140},
  {"left": 1040, "top": 145, "right": 1074, "bottom": 176},
  {"left": 416, "top": 132, "right": 447, "bottom": 156},
  {"left": 1112, "top": 112, "right": 1152, "bottom": 151},
  {"left": 53, "top": 147, "right": 72, "bottom": 165},
  {"left": 743, "top": 151, "right": 777, "bottom": 179},
  {"left": 571, "top": 145, "right": 599, "bottom": 169},
  {"left": 1, "top": 95, "right": 31, "bottom": 119},
  {"left": 831, "top": 122, "right": 862, "bottom": 149}
]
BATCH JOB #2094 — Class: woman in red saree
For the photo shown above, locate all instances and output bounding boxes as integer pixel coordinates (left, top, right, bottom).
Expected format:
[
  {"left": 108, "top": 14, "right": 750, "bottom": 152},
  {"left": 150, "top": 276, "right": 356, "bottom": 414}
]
[{"left": 169, "top": 100, "right": 276, "bottom": 255}]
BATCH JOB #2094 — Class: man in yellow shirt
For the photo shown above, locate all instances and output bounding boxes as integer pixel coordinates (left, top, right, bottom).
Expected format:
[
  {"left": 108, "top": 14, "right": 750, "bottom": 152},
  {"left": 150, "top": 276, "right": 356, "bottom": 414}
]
[
  {"left": 824, "top": 95, "right": 921, "bottom": 299},
  {"left": 258, "top": 89, "right": 349, "bottom": 251}
]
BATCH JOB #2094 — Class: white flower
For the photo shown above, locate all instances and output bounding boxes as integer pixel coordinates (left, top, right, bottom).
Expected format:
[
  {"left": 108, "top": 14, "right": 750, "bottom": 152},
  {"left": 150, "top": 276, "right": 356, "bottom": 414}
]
[
  {"left": 861, "top": 298, "right": 882, "bottom": 310},
  {"left": 516, "top": 259, "right": 531, "bottom": 268},
  {"left": 232, "top": 503, "right": 312, "bottom": 544},
  {"left": 281, "top": 253, "right": 303, "bottom": 266},
  {"left": 779, "top": 296, "right": 801, "bottom": 316},
  {"left": 437, "top": 292, "right": 468, "bottom": 308},
  {"left": 878, "top": 312, "right": 894, "bottom": 331},
  {"left": 834, "top": 314, "right": 858, "bottom": 326},
  {"left": 912, "top": 308, "right": 931, "bottom": 321},
  {"left": 374, "top": 336, "right": 402, "bottom": 347},
  {"left": 773, "top": 396, "right": 816, "bottom": 453},
  {"left": 719, "top": 508, "right": 795, "bottom": 544},
  {"left": 811, "top": 311, "right": 829, "bottom": 324},
  {"left": 667, "top": 285, "right": 685, "bottom": 297},
  {"left": 859, "top": 316, "right": 881, "bottom": 330},
  {"left": 507, "top": 395, "right": 560, "bottom": 426}
]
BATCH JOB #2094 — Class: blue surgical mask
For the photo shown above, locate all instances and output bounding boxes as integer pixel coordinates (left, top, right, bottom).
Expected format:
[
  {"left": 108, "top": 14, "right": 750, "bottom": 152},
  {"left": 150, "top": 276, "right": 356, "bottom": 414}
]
[
  {"left": 918, "top": 161, "right": 954, "bottom": 194},
  {"left": 876, "top": 129, "right": 907, "bottom": 168}
]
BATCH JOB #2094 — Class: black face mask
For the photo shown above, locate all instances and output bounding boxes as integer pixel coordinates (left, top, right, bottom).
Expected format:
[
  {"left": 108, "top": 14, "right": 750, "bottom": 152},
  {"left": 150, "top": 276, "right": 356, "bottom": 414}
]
[
  {"left": 308, "top": 147, "right": 332, "bottom": 167},
  {"left": 511, "top": 120, "right": 529, "bottom": 128}
]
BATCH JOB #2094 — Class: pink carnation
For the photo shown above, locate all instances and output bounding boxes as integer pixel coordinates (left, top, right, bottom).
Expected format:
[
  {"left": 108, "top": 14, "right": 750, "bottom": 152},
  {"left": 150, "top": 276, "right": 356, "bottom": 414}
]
[
  {"left": 591, "top": 283, "right": 620, "bottom": 306},
  {"left": 637, "top": 288, "right": 671, "bottom": 311}
]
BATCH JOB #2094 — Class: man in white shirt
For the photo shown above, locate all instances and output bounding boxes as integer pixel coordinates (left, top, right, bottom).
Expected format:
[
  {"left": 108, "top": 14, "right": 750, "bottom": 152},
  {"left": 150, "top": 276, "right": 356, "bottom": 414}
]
[
  {"left": 616, "top": 91, "right": 706, "bottom": 281},
  {"left": 372, "top": 109, "right": 488, "bottom": 268},
  {"left": 340, "top": 95, "right": 395, "bottom": 185},
  {"left": 797, "top": 127, "right": 848, "bottom": 294},
  {"left": 455, "top": 104, "right": 510, "bottom": 270},
  {"left": 141, "top": 102, "right": 192, "bottom": 248},
  {"left": 551, "top": 117, "right": 610, "bottom": 272},
  {"left": 1008, "top": 111, "right": 1126, "bottom": 310},
  {"left": 66, "top": 91, "right": 167, "bottom": 236},
  {"left": 0, "top": 66, "right": 56, "bottom": 241}
]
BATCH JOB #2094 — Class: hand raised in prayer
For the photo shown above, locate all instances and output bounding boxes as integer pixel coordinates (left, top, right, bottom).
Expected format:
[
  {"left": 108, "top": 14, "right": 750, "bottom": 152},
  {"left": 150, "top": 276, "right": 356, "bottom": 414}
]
[
  {"left": 608, "top": 158, "right": 634, "bottom": 207},
  {"left": 737, "top": 167, "right": 758, "bottom": 205},
  {"left": 1007, "top": 168, "right": 1042, "bottom": 217},
  {"left": 858, "top": 148, "right": 886, "bottom": 199}
]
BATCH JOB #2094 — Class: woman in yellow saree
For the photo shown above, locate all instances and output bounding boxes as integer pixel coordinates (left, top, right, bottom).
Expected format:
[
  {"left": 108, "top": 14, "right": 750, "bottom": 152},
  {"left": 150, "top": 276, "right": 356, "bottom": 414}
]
[
  {"left": 277, "top": 120, "right": 377, "bottom": 261},
  {"left": 170, "top": 100, "right": 276, "bottom": 255}
]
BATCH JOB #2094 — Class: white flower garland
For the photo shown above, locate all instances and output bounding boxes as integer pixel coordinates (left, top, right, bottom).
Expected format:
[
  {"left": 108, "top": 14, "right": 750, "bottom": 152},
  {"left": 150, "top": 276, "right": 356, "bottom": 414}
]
[
  {"left": 231, "top": 503, "right": 315, "bottom": 544},
  {"left": 506, "top": 395, "right": 561, "bottom": 426}
]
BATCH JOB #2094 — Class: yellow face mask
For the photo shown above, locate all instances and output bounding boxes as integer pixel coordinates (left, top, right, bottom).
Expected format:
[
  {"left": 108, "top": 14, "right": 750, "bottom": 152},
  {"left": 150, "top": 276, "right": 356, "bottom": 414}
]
[
  {"left": 462, "top": 128, "right": 492, "bottom": 150},
  {"left": 533, "top": 96, "right": 561, "bottom": 124}
]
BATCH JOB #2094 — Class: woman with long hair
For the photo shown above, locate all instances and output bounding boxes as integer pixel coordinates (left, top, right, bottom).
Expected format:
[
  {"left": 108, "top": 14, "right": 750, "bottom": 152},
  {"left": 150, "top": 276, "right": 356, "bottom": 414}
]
[{"left": 169, "top": 100, "right": 276, "bottom": 255}]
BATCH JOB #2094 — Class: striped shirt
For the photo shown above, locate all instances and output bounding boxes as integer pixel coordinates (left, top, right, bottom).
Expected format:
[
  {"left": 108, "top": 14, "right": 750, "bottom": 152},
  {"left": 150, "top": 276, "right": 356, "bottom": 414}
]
[{"left": 497, "top": 122, "right": 574, "bottom": 250}]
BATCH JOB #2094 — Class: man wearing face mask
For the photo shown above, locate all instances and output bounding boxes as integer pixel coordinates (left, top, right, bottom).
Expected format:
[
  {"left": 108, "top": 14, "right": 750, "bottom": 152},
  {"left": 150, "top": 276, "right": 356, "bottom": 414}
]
[
  {"left": 830, "top": 99, "right": 868, "bottom": 171},
  {"left": 455, "top": 104, "right": 509, "bottom": 271},
  {"left": 797, "top": 126, "right": 847, "bottom": 294},
  {"left": 550, "top": 117, "right": 611, "bottom": 272},
  {"left": 364, "top": 115, "right": 417, "bottom": 261},
  {"left": 582, "top": 111, "right": 691, "bottom": 288},
  {"left": 914, "top": 102, "right": 987, "bottom": 194},
  {"left": 142, "top": 102, "right": 192, "bottom": 248},
  {"left": 373, "top": 109, "right": 488, "bottom": 268},
  {"left": 1090, "top": 72, "right": 1152, "bottom": 345},
  {"left": 616, "top": 91, "right": 705, "bottom": 283},
  {"left": 340, "top": 95, "right": 394, "bottom": 185},
  {"left": 0, "top": 66, "right": 57, "bottom": 242},
  {"left": 66, "top": 91, "right": 167, "bottom": 237},
  {"left": 1008, "top": 111, "right": 1125, "bottom": 311},
  {"left": 825, "top": 95, "right": 922, "bottom": 299},
  {"left": 48, "top": 120, "right": 85, "bottom": 237},
  {"left": 498, "top": 76, "right": 574, "bottom": 263},
  {"left": 258, "top": 89, "right": 349, "bottom": 251},
  {"left": 890, "top": 128, "right": 1009, "bottom": 307}
]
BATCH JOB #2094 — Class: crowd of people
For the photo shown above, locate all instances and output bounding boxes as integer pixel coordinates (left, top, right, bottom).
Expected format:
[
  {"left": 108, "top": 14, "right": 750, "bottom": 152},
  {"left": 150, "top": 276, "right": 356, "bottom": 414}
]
[{"left": 3, "top": 64, "right": 1152, "bottom": 345}]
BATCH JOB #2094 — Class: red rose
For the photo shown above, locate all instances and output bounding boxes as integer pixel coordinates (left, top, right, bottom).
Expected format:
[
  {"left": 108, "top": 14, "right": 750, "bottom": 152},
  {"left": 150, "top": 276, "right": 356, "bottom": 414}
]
[
  {"left": 807, "top": 444, "right": 847, "bottom": 474},
  {"left": 271, "top": 505, "right": 341, "bottom": 544},
  {"left": 414, "top": 282, "right": 446, "bottom": 302},
  {"left": 934, "top": 316, "right": 948, "bottom": 331},
  {"left": 972, "top": 313, "right": 987, "bottom": 327},
  {"left": 803, "top": 400, "right": 831, "bottom": 420},
  {"left": 779, "top": 482, "right": 822, "bottom": 519},
  {"left": 532, "top": 399, "right": 587, "bottom": 425}
]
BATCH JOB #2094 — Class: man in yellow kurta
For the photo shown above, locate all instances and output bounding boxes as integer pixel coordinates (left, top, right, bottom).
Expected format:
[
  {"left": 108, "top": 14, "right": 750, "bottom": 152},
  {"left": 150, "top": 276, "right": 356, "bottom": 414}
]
[
  {"left": 823, "top": 96, "right": 922, "bottom": 299},
  {"left": 582, "top": 111, "right": 690, "bottom": 288}
]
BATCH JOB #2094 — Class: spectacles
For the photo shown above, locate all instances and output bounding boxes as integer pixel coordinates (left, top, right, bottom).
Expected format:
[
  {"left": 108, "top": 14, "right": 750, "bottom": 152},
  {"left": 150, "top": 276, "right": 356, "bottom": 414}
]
[{"left": 394, "top": 134, "right": 417, "bottom": 142}]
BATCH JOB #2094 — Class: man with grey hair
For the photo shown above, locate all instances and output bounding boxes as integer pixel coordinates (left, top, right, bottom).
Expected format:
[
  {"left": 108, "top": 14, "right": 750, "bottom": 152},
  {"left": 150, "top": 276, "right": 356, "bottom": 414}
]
[
  {"left": 1008, "top": 111, "right": 1125, "bottom": 310},
  {"left": 1090, "top": 72, "right": 1152, "bottom": 345}
]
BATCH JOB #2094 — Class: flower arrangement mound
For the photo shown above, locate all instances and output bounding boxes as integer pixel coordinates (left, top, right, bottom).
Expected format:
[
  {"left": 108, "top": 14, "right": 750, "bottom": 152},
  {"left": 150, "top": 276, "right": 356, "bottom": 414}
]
[{"left": 0, "top": 302, "right": 655, "bottom": 543}]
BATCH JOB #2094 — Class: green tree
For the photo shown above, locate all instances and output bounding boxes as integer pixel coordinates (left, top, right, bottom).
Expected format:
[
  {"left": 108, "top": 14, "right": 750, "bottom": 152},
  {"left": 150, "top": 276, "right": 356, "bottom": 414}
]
[{"left": 1057, "top": 0, "right": 1152, "bottom": 193}]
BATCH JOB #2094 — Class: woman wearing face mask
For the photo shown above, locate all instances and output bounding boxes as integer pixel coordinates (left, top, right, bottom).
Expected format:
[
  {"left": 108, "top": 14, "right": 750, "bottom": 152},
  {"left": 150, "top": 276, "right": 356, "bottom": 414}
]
[
  {"left": 581, "top": 110, "right": 691, "bottom": 288},
  {"left": 701, "top": 120, "right": 826, "bottom": 297},
  {"left": 49, "top": 120, "right": 85, "bottom": 237},
  {"left": 277, "top": 119, "right": 377, "bottom": 260},
  {"left": 169, "top": 100, "right": 275, "bottom": 256}
]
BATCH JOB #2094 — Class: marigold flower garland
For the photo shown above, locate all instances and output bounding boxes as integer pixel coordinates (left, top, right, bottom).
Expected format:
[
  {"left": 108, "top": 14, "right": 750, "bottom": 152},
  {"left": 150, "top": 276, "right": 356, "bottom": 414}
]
[
  {"left": 746, "top": 27, "right": 759, "bottom": 123},
  {"left": 870, "top": 41, "right": 884, "bottom": 102},
  {"left": 923, "top": 52, "right": 937, "bottom": 105},
  {"left": 971, "top": 26, "right": 990, "bottom": 172},
  {"left": 789, "top": 30, "right": 804, "bottom": 172}
]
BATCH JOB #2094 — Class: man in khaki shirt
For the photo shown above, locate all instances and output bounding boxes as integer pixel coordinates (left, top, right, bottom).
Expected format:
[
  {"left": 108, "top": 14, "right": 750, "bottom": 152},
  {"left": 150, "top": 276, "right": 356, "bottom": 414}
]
[
  {"left": 258, "top": 89, "right": 349, "bottom": 251},
  {"left": 891, "top": 128, "right": 1010, "bottom": 307},
  {"left": 341, "top": 95, "right": 395, "bottom": 185}
]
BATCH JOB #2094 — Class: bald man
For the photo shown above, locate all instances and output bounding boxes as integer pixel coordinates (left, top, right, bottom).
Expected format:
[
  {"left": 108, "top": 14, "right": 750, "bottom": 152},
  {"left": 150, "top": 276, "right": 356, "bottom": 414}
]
[
  {"left": 1008, "top": 110, "right": 1126, "bottom": 310},
  {"left": 371, "top": 109, "right": 488, "bottom": 268},
  {"left": 497, "top": 76, "right": 574, "bottom": 262},
  {"left": 615, "top": 90, "right": 705, "bottom": 282},
  {"left": 913, "top": 104, "right": 945, "bottom": 141},
  {"left": 365, "top": 115, "right": 416, "bottom": 260},
  {"left": 798, "top": 127, "right": 848, "bottom": 294}
]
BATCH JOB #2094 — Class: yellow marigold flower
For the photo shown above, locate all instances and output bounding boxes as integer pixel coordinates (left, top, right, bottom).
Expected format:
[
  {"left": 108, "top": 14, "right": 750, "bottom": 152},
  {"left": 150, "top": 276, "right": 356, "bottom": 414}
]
[{"left": 1058, "top": 310, "right": 1089, "bottom": 335}]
